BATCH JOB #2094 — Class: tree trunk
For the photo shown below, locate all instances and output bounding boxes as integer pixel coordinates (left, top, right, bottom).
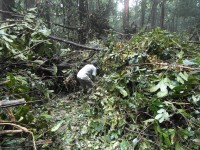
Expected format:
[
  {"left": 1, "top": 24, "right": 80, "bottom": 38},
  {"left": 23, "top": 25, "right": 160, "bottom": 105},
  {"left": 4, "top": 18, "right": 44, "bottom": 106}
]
[
  {"left": 160, "top": 0, "right": 166, "bottom": 29},
  {"left": 61, "top": 0, "right": 66, "bottom": 33},
  {"left": 134, "top": 0, "right": 139, "bottom": 23},
  {"left": 123, "top": 0, "right": 129, "bottom": 33},
  {"left": 141, "top": 0, "right": 147, "bottom": 28},
  {"left": 151, "top": 0, "right": 159, "bottom": 28},
  {"left": 45, "top": 0, "right": 51, "bottom": 29},
  {"left": 1, "top": 0, "right": 15, "bottom": 20},
  {"left": 25, "top": 0, "right": 35, "bottom": 9},
  {"left": 78, "top": 0, "right": 88, "bottom": 44}
]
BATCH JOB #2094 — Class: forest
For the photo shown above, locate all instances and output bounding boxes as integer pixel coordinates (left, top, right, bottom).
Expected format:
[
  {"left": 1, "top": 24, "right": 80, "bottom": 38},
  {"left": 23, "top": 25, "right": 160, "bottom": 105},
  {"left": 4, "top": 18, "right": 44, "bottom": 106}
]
[{"left": 0, "top": 0, "right": 200, "bottom": 149}]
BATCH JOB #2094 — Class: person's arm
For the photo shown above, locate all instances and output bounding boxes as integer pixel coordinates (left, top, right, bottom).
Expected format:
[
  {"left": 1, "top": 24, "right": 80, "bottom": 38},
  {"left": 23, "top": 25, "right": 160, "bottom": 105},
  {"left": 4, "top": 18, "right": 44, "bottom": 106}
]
[{"left": 91, "top": 67, "right": 97, "bottom": 81}]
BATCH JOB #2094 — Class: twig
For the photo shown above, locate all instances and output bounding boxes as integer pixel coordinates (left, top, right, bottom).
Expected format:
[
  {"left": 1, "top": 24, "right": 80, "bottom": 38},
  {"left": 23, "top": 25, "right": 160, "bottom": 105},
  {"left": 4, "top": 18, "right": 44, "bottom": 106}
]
[
  {"left": 0, "top": 123, "right": 37, "bottom": 150},
  {"left": 171, "top": 102, "right": 191, "bottom": 105},
  {"left": 0, "top": 24, "right": 17, "bottom": 30},
  {"left": 0, "top": 123, "right": 28, "bottom": 132},
  {"left": 0, "top": 130, "right": 23, "bottom": 134},
  {"left": 0, "top": 80, "right": 10, "bottom": 85},
  {"left": 188, "top": 41, "right": 200, "bottom": 44},
  {"left": 0, "top": 10, "right": 24, "bottom": 18}
]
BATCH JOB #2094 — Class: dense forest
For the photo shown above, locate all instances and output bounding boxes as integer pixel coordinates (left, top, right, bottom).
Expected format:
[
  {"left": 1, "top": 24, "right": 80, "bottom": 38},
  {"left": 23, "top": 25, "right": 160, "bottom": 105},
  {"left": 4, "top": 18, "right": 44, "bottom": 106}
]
[{"left": 0, "top": 0, "right": 200, "bottom": 149}]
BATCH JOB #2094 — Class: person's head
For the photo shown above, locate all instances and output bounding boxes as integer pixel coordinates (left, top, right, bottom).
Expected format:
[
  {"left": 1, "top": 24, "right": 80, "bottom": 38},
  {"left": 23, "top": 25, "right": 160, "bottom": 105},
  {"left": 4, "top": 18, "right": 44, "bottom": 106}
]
[{"left": 91, "top": 60, "right": 98, "bottom": 67}]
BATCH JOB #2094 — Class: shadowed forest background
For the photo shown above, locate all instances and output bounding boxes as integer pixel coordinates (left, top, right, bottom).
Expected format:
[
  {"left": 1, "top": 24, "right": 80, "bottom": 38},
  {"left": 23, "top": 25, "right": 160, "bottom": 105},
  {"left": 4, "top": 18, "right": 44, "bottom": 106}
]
[{"left": 0, "top": 0, "right": 200, "bottom": 149}]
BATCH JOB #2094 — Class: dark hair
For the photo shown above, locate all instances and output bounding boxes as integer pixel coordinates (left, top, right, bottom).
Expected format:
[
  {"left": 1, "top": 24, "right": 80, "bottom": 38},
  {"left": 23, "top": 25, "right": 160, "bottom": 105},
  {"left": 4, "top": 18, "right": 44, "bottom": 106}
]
[{"left": 91, "top": 60, "right": 98, "bottom": 66}]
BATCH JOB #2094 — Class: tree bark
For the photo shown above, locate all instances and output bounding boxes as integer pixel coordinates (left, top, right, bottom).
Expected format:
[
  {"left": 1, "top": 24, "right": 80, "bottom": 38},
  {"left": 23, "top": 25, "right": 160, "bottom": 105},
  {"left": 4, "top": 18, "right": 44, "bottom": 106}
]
[
  {"left": 45, "top": 0, "right": 51, "bottom": 29},
  {"left": 123, "top": 0, "right": 129, "bottom": 33},
  {"left": 141, "top": 0, "right": 147, "bottom": 28},
  {"left": 78, "top": 0, "right": 88, "bottom": 44},
  {"left": 1, "top": 0, "right": 15, "bottom": 20},
  {"left": 151, "top": 0, "right": 159, "bottom": 28},
  {"left": 24, "top": 0, "right": 35, "bottom": 9},
  {"left": 160, "top": 0, "right": 166, "bottom": 29}
]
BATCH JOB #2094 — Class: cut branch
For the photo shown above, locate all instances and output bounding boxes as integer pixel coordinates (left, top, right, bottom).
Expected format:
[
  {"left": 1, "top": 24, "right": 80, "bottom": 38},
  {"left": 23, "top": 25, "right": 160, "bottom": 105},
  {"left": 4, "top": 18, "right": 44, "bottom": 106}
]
[
  {"left": 0, "top": 98, "right": 26, "bottom": 107},
  {"left": 0, "top": 130, "right": 23, "bottom": 135},
  {"left": 0, "top": 123, "right": 37, "bottom": 150},
  {"left": 48, "top": 35, "right": 104, "bottom": 51},
  {"left": 128, "top": 63, "right": 200, "bottom": 71},
  {"left": 0, "top": 123, "right": 29, "bottom": 132},
  {"left": 188, "top": 41, "right": 200, "bottom": 44},
  {"left": 0, "top": 10, "right": 24, "bottom": 18},
  {"left": 0, "top": 24, "right": 17, "bottom": 30}
]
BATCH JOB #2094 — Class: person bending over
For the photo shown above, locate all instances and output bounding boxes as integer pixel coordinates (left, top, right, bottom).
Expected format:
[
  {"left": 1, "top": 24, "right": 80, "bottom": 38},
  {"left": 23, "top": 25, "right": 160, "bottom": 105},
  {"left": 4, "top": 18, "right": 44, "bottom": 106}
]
[{"left": 77, "top": 61, "right": 97, "bottom": 93}]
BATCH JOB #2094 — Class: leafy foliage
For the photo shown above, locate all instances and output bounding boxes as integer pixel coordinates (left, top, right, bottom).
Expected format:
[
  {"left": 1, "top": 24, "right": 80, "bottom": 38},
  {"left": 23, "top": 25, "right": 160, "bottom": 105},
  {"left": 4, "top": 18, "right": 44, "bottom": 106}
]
[
  {"left": 59, "top": 29, "right": 200, "bottom": 149},
  {"left": 0, "top": 9, "right": 61, "bottom": 148}
]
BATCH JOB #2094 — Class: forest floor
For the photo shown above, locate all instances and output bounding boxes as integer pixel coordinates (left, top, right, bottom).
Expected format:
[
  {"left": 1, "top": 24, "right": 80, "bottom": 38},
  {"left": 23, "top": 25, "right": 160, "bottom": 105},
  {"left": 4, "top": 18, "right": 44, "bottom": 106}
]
[{"left": 48, "top": 91, "right": 93, "bottom": 149}]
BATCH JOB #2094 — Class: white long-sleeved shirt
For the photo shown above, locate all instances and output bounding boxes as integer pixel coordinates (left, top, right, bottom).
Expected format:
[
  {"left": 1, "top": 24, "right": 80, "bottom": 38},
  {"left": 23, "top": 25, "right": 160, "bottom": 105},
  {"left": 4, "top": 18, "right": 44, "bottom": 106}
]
[{"left": 77, "top": 64, "right": 97, "bottom": 79}]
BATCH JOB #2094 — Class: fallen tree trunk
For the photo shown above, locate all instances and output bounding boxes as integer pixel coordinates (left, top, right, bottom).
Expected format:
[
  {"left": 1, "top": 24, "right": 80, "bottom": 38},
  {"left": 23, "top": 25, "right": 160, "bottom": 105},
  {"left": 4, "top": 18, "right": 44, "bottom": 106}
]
[
  {"left": 0, "top": 98, "right": 26, "bottom": 108},
  {"left": 48, "top": 35, "right": 104, "bottom": 51}
]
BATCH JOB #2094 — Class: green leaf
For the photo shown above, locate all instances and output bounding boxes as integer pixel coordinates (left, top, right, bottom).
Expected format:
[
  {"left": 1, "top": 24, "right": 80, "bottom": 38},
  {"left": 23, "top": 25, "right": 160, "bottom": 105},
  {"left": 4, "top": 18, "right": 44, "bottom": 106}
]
[
  {"left": 175, "top": 142, "right": 184, "bottom": 150},
  {"left": 143, "top": 119, "right": 155, "bottom": 123},
  {"left": 150, "top": 83, "right": 160, "bottom": 92},
  {"left": 32, "top": 60, "right": 44, "bottom": 65},
  {"left": 2, "top": 35, "right": 13, "bottom": 42},
  {"left": 162, "top": 132, "right": 171, "bottom": 146},
  {"left": 155, "top": 109, "right": 169, "bottom": 123},
  {"left": 51, "top": 121, "right": 64, "bottom": 132},
  {"left": 177, "top": 51, "right": 184, "bottom": 59},
  {"left": 157, "top": 90, "right": 168, "bottom": 98},
  {"left": 183, "top": 59, "right": 196, "bottom": 65},
  {"left": 179, "top": 72, "right": 188, "bottom": 81},
  {"left": 40, "top": 113, "right": 52, "bottom": 119},
  {"left": 120, "top": 139, "right": 128, "bottom": 150},
  {"left": 155, "top": 113, "right": 163, "bottom": 120},
  {"left": 176, "top": 75, "right": 184, "bottom": 84},
  {"left": 150, "top": 79, "right": 169, "bottom": 97},
  {"left": 52, "top": 64, "right": 57, "bottom": 76},
  {"left": 39, "top": 29, "right": 51, "bottom": 37},
  {"left": 116, "top": 86, "right": 128, "bottom": 97}
]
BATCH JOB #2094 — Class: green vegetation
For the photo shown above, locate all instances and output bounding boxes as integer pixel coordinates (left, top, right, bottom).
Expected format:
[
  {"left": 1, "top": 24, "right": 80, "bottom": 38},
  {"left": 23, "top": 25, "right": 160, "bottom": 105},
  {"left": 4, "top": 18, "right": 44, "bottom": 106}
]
[{"left": 0, "top": 0, "right": 200, "bottom": 150}]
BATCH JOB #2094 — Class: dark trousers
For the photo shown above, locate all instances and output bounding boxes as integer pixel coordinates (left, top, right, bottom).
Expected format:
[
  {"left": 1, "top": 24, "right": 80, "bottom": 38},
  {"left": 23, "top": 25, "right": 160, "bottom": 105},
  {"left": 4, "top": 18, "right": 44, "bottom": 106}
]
[{"left": 77, "top": 76, "right": 94, "bottom": 92}]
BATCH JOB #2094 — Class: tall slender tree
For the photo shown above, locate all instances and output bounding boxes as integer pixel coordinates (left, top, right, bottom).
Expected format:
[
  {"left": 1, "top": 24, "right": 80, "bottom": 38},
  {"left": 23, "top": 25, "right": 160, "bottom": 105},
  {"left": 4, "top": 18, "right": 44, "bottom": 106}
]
[
  {"left": 78, "top": 0, "right": 89, "bottom": 44},
  {"left": 123, "top": 0, "right": 130, "bottom": 33},
  {"left": 151, "top": 0, "right": 160, "bottom": 28},
  {"left": 141, "top": 0, "right": 147, "bottom": 28},
  {"left": 160, "top": 0, "right": 166, "bottom": 29},
  {"left": 1, "top": 0, "right": 15, "bottom": 20},
  {"left": 24, "top": 0, "right": 35, "bottom": 9},
  {"left": 45, "top": 0, "right": 51, "bottom": 29}
]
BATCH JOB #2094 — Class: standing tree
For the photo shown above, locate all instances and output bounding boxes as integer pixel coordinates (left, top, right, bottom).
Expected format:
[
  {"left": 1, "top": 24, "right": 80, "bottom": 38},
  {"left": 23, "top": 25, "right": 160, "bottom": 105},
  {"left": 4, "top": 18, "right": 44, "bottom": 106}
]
[
  {"left": 150, "top": 0, "right": 160, "bottom": 28},
  {"left": 141, "top": 0, "right": 147, "bottom": 28},
  {"left": 44, "top": 0, "right": 51, "bottom": 29},
  {"left": 24, "top": 0, "right": 35, "bottom": 9},
  {"left": 123, "top": 0, "right": 130, "bottom": 33},
  {"left": 160, "top": 0, "right": 166, "bottom": 29},
  {"left": 1, "top": 0, "right": 15, "bottom": 20},
  {"left": 78, "top": 0, "right": 88, "bottom": 44}
]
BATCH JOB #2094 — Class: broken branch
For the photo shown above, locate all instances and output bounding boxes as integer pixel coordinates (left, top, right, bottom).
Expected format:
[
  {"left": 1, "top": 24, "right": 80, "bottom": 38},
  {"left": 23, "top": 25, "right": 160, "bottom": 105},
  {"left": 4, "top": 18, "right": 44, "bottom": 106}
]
[{"left": 0, "top": 98, "right": 26, "bottom": 107}]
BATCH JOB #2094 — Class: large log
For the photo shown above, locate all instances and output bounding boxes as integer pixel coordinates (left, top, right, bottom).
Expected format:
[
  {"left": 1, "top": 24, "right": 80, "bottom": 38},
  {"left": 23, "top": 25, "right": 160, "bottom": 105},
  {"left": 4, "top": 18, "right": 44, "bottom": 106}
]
[{"left": 0, "top": 98, "right": 26, "bottom": 108}]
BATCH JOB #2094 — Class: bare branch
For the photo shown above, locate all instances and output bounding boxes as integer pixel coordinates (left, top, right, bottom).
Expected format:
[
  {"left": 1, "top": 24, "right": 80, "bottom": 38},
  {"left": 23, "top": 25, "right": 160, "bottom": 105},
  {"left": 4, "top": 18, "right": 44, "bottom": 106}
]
[
  {"left": 188, "top": 41, "right": 200, "bottom": 44},
  {"left": 0, "top": 10, "right": 24, "bottom": 18}
]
